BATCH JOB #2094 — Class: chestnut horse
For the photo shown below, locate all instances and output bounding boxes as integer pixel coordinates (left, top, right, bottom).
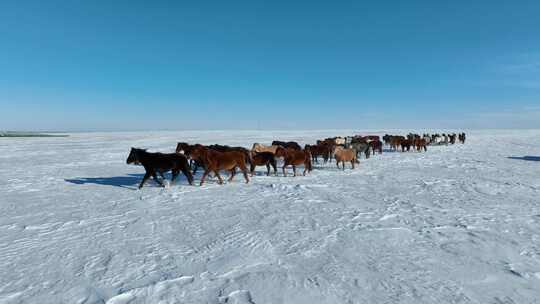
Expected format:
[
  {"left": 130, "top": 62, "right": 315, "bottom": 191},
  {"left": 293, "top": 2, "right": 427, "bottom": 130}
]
[
  {"left": 275, "top": 147, "right": 312, "bottom": 176},
  {"left": 390, "top": 136, "right": 404, "bottom": 151},
  {"left": 190, "top": 146, "right": 249, "bottom": 185},
  {"left": 250, "top": 151, "right": 277, "bottom": 176},
  {"left": 126, "top": 148, "right": 193, "bottom": 189},
  {"left": 414, "top": 138, "right": 428, "bottom": 152}
]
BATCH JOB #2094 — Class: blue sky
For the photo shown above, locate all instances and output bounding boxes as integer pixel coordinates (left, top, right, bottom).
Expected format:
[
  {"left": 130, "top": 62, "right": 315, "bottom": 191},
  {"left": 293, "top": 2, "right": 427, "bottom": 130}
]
[{"left": 1, "top": 1, "right": 539, "bottom": 131}]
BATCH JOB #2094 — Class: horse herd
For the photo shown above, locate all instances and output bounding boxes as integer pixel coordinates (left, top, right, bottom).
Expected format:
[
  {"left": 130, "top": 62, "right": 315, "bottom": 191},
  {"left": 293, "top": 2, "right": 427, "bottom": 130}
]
[{"left": 126, "top": 132, "right": 466, "bottom": 189}]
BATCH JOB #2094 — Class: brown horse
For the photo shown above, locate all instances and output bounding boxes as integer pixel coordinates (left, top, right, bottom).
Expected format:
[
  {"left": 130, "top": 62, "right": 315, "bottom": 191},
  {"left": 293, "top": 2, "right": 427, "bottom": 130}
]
[
  {"left": 190, "top": 146, "right": 249, "bottom": 185},
  {"left": 126, "top": 148, "right": 193, "bottom": 189},
  {"left": 414, "top": 138, "right": 428, "bottom": 152},
  {"left": 275, "top": 147, "right": 312, "bottom": 176},
  {"left": 370, "top": 140, "right": 383, "bottom": 154},
  {"left": 334, "top": 147, "right": 358, "bottom": 170},
  {"left": 250, "top": 152, "right": 277, "bottom": 176},
  {"left": 400, "top": 139, "right": 412, "bottom": 152},
  {"left": 305, "top": 144, "right": 332, "bottom": 163},
  {"left": 390, "top": 136, "right": 404, "bottom": 151},
  {"left": 176, "top": 142, "right": 206, "bottom": 173}
]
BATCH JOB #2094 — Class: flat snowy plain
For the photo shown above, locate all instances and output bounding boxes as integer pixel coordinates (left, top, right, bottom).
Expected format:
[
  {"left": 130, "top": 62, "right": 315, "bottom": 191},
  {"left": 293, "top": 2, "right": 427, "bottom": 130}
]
[{"left": 1, "top": 130, "right": 539, "bottom": 304}]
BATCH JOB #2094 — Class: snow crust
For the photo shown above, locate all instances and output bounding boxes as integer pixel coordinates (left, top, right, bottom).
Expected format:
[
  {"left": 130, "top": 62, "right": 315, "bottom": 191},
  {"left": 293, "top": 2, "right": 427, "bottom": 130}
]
[{"left": 1, "top": 130, "right": 539, "bottom": 303}]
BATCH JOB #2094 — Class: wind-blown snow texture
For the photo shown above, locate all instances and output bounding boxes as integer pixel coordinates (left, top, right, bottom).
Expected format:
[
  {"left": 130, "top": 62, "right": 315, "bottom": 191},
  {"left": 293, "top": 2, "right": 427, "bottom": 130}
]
[{"left": 1, "top": 130, "right": 539, "bottom": 304}]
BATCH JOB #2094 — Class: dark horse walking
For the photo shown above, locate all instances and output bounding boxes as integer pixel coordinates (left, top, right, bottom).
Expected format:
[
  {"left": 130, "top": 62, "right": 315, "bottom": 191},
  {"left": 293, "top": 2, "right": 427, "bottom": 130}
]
[{"left": 126, "top": 148, "right": 194, "bottom": 189}]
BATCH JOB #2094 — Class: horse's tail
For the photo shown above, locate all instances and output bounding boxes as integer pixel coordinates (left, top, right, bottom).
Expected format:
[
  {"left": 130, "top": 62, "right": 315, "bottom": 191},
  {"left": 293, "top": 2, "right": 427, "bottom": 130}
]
[
  {"left": 244, "top": 151, "right": 253, "bottom": 167},
  {"left": 306, "top": 151, "right": 313, "bottom": 172}
]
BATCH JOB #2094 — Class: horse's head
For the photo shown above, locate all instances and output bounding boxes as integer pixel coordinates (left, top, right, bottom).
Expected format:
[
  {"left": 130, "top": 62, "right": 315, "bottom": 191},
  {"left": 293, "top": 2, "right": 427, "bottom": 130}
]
[
  {"left": 176, "top": 142, "right": 188, "bottom": 153},
  {"left": 126, "top": 147, "right": 144, "bottom": 165}
]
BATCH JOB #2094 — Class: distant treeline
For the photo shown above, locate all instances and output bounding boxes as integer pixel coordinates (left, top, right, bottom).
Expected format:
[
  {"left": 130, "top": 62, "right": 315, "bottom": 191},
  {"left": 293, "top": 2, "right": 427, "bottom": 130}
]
[{"left": 0, "top": 131, "right": 69, "bottom": 138}]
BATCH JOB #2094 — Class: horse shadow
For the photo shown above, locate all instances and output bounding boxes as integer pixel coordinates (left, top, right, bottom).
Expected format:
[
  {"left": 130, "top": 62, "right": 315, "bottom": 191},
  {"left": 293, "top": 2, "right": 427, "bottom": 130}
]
[
  {"left": 507, "top": 156, "right": 540, "bottom": 162},
  {"left": 65, "top": 174, "right": 148, "bottom": 189}
]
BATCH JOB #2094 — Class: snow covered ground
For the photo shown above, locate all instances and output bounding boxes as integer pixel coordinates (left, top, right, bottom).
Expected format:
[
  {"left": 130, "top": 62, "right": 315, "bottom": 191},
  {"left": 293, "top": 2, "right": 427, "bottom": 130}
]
[{"left": 1, "top": 130, "right": 539, "bottom": 304}]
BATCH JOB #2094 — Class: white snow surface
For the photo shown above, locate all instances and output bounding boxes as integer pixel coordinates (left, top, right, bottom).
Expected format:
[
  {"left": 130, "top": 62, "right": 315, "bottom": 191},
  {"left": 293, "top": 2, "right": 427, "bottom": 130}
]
[{"left": 1, "top": 130, "right": 540, "bottom": 304}]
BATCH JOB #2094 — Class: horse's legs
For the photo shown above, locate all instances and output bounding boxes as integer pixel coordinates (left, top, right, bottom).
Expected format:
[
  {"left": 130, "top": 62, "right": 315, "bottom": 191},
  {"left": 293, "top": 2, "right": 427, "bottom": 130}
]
[
  {"left": 242, "top": 166, "right": 250, "bottom": 183},
  {"left": 293, "top": 165, "right": 297, "bottom": 176},
  {"left": 152, "top": 172, "right": 164, "bottom": 187},
  {"left": 200, "top": 169, "right": 210, "bottom": 186},
  {"left": 265, "top": 163, "right": 270, "bottom": 176},
  {"left": 213, "top": 170, "right": 224, "bottom": 184},
  {"left": 271, "top": 160, "right": 277, "bottom": 175},
  {"left": 228, "top": 168, "right": 237, "bottom": 182},
  {"left": 351, "top": 160, "right": 355, "bottom": 169},
  {"left": 181, "top": 165, "right": 194, "bottom": 185},
  {"left": 171, "top": 169, "right": 179, "bottom": 184},
  {"left": 139, "top": 172, "right": 152, "bottom": 189},
  {"left": 250, "top": 163, "right": 255, "bottom": 176},
  {"left": 282, "top": 164, "right": 287, "bottom": 177},
  {"left": 192, "top": 161, "right": 199, "bottom": 175}
]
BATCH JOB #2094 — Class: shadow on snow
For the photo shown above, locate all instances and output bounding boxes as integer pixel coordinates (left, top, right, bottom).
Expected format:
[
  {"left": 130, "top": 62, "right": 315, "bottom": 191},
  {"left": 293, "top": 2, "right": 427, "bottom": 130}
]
[
  {"left": 507, "top": 156, "right": 540, "bottom": 162},
  {"left": 64, "top": 173, "right": 190, "bottom": 189}
]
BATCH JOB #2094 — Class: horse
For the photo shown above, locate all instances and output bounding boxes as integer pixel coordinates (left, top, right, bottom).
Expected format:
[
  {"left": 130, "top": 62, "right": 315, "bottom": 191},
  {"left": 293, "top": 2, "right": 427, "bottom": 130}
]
[
  {"left": 383, "top": 134, "right": 392, "bottom": 145},
  {"left": 126, "top": 148, "right": 193, "bottom": 189},
  {"left": 414, "top": 138, "right": 428, "bottom": 152},
  {"left": 207, "top": 144, "right": 252, "bottom": 168},
  {"left": 250, "top": 152, "right": 277, "bottom": 176},
  {"left": 251, "top": 143, "right": 280, "bottom": 154},
  {"left": 459, "top": 133, "right": 466, "bottom": 144},
  {"left": 334, "top": 137, "right": 346, "bottom": 145},
  {"left": 390, "top": 136, "right": 404, "bottom": 151},
  {"left": 346, "top": 141, "right": 370, "bottom": 159},
  {"left": 449, "top": 133, "right": 457, "bottom": 145},
  {"left": 176, "top": 142, "right": 206, "bottom": 174},
  {"left": 275, "top": 147, "right": 312, "bottom": 176},
  {"left": 305, "top": 144, "right": 332, "bottom": 163},
  {"left": 334, "top": 146, "right": 358, "bottom": 170},
  {"left": 272, "top": 141, "right": 302, "bottom": 150},
  {"left": 319, "top": 137, "right": 345, "bottom": 146},
  {"left": 189, "top": 146, "right": 249, "bottom": 185},
  {"left": 365, "top": 135, "right": 380, "bottom": 142},
  {"left": 400, "top": 139, "right": 412, "bottom": 152},
  {"left": 369, "top": 140, "right": 383, "bottom": 154}
]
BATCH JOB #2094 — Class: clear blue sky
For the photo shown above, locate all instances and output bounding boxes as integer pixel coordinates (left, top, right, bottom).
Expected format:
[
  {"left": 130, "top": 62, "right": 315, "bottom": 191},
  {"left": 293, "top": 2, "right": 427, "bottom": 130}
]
[{"left": 1, "top": 1, "right": 539, "bottom": 131}]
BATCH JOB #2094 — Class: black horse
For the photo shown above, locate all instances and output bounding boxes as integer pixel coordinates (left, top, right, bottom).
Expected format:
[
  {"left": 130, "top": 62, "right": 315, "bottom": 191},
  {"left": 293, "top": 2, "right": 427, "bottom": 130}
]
[
  {"left": 126, "top": 148, "right": 193, "bottom": 189},
  {"left": 250, "top": 152, "right": 277, "bottom": 176},
  {"left": 271, "top": 140, "right": 302, "bottom": 150}
]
